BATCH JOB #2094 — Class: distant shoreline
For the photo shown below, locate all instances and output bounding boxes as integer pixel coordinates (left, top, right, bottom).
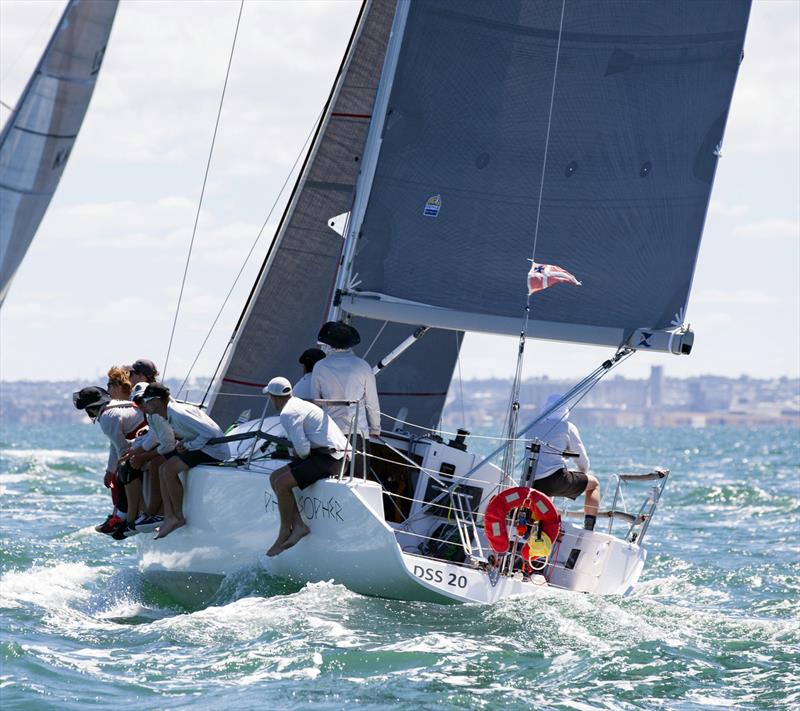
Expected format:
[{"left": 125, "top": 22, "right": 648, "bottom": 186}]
[{"left": 1, "top": 374, "right": 797, "bottom": 428}]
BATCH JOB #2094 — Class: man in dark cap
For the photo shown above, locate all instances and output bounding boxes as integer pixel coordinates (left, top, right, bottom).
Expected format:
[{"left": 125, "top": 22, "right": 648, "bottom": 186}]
[
  {"left": 292, "top": 347, "right": 326, "bottom": 400},
  {"left": 140, "top": 383, "right": 229, "bottom": 539},
  {"left": 311, "top": 321, "right": 380, "bottom": 477},
  {"left": 123, "top": 359, "right": 159, "bottom": 386}
]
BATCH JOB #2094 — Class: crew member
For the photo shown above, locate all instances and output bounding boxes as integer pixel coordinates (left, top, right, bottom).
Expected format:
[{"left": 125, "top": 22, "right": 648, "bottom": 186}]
[
  {"left": 263, "top": 377, "right": 348, "bottom": 557},
  {"left": 124, "top": 358, "right": 159, "bottom": 386},
  {"left": 73, "top": 383, "right": 146, "bottom": 535},
  {"left": 140, "top": 383, "right": 229, "bottom": 540},
  {"left": 528, "top": 394, "right": 600, "bottom": 531},
  {"left": 105, "top": 366, "right": 149, "bottom": 537},
  {"left": 119, "top": 381, "right": 166, "bottom": 533},
  {"left": 310, "top": 321, "right": 380, "bottom": 476},
  {"left": 292, "top": 348, "right": 326, "bottom": 400}
]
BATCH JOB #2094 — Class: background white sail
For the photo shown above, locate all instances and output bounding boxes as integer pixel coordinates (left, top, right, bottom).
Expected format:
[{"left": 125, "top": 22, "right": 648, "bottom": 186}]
[
  {"left": 0, "top": 0, "right": 118, "bottom": 307},
  {"left": 340, "top": 0, "right": 752, "bottom": 354}
]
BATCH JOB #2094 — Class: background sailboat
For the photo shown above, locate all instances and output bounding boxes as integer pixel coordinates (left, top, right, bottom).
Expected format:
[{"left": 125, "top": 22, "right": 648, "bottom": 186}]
[{"left": 0, "top": 0, "right": 117, "bottom": 307}]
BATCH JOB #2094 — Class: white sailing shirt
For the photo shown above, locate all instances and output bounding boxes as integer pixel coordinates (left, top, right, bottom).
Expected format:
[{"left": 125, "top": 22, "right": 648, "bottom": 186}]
[
  {"left": 526, "top": 418, "right": 590, "bottom": 480},
  {"left": 97, "top": 400, "right": 146, "bottom": 472},
  {"left": 292, "top": 373, "right": 313, "bottom": 400},
  {"left": 279, "top": 396, "right": 347, "bottom": 460},
  {"left": 146, "top": 413, "right": 177, "bottom": 455},
  {"left": 310, "top": 349, "right": 380, "bottom": 434},
  {"left": 166, "top": 402, "right": 229, "bottom": 461}
]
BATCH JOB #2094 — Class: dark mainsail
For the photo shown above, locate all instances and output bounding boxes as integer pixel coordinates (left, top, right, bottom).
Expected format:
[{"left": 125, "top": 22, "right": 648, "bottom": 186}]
[
  {"left": 339, "top": 0, "right": 752, "bottom": 353},
  {"left": 0, "top": 0, "right": 118, "bottom": 306}
]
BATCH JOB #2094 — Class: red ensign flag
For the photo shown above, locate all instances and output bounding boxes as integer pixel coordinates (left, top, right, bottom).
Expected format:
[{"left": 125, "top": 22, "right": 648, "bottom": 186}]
[{"left": 527, "top": 261, "right": 582, "bottom": 295}]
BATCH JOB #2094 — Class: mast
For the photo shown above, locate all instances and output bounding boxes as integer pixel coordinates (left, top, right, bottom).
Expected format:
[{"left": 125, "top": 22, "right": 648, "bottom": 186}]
[{"left": 331, "top": 0, "right": 411, "bottom": 323}]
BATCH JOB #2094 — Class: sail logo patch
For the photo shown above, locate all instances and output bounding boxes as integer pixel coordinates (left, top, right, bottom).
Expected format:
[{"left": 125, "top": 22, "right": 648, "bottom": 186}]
[
  {"left": 638, "top": 332, "right": 653, "bottom": 348},
  {"left": 423, "top": 194, "right": 441, "bottom": 217}
]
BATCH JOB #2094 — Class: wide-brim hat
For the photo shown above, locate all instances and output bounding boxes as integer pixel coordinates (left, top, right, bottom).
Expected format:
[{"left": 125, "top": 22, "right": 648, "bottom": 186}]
[
  {"left": 73, "top": 386, "right": 110, "bottom": 411},
  {"left": 317, "top": 321, "right": 360, "bottom": 349}
]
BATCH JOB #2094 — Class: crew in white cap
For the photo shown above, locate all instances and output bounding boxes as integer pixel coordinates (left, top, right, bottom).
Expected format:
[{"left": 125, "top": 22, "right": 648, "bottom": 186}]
[{"left": 263, "top": 376, "right": 348, "bottom": 557}]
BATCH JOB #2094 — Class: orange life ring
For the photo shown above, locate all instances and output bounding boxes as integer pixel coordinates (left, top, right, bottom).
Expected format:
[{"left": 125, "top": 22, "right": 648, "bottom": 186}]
[{"left": 484, "top": 487, "right": 560, "bottom": 561}]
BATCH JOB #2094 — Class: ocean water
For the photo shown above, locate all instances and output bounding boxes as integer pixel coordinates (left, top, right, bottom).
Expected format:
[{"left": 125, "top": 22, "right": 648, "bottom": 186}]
[{"left": 0, "top": 422, "right": 798, "bottom": 710}]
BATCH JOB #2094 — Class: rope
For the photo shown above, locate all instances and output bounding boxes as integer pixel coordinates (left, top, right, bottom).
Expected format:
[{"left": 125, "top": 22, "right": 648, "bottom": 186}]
[
  {"left": 501, "top": 0, "right": 568, "bottom": 480},
  {"left": 163, "top": 0, "right": 244, "bottom": 380},
  {"left": 362, "top": 321, "right": 388, "bottom": 360},
  {"left": 455, "top": 331, "right": 466, "bottom": 426},
  {"left": 178, "top": 108, "right": 323, "bottom": 397}
]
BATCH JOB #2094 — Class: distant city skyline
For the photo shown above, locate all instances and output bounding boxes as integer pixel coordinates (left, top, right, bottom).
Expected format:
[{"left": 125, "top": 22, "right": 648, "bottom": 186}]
[{"left": 0, "top": 0, "right": 798, "bottom": 384}]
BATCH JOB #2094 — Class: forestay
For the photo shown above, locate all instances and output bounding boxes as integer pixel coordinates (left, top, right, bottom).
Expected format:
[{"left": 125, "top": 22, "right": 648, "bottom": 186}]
[
  {"left": 209, "top": 0, "right": 463, "bottom": 431},
  {"left": 0, "top": 0, "right": 118, "bottom": 307},
  {"left": 339, "top": 0, "right": 752, "bottom": 354}
]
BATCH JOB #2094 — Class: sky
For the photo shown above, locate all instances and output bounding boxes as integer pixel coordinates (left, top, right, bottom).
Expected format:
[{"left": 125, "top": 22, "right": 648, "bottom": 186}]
[{"left": 0, "top": 0, "right": 798, "bottom": 387}]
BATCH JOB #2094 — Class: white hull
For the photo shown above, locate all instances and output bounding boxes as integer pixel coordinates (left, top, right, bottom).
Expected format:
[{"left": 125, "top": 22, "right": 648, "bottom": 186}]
[{"left": 136, "top": 422, "right": 650, "bottom": 605}]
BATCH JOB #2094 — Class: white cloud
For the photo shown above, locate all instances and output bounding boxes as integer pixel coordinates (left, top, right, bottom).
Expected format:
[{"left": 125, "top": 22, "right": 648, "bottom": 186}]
[
  {"left": 733, "top": 218, "right": 800, "bottom": 239},
  {"left": 725, "top": 2, "right": 800, "bottom": 154}
]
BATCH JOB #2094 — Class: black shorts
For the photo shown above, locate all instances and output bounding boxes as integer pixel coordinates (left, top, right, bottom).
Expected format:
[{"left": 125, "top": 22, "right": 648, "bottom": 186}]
[
  {"left": 534, "top": 468, "right": 588, "bottom": 500},
  {"left": 165, "top": 449, "right": 222, "bottom": 468},
  {"left": 289, "top": 451, "right": 345, "bottom": 490},
  {"left": 116, "top": 461, "right": 143, "bottom": 485}
]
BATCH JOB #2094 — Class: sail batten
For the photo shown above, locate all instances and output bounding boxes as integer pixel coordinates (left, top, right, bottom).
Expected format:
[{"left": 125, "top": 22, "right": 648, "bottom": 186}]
[{"left": 0, "top": 0, "right": 118, "bottom": 307}]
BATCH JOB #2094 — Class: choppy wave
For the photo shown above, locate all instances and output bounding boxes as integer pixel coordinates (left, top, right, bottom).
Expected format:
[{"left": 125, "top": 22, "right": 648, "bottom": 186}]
[{"left": 0, "top": 424, "right": 798, "bottom": 709}]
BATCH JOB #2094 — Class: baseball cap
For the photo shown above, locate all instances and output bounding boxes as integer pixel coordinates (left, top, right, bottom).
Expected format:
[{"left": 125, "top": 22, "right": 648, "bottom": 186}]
[
  {"left": 142, "top": 383, "right": 170, "bottom": 402},
  {"left": 263, "top": 377, "right": 292, "bottom": 396},
  {"left": 123, "top": 359, "right": 158, "bottom": 378}
]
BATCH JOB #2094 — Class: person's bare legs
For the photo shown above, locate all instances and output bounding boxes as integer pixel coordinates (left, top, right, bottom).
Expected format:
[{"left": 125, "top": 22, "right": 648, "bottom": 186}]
[
  {"left": 266, "top": 467, "right": 308, "bottom": 556},
  {"left": 155, "top": 458, "right": 187, "bottom": 539},
  {"left": 124, "top": 477, "right": 143, "bottom": 524},
  {"left": 583, "top": 474, "right": 600, "bottom": 517},
  {"left": 146, "top": 457, "right": 164, "bottom": 515},
  {"left": 582, "top": 473, "right": 601, "bottom": 530}
]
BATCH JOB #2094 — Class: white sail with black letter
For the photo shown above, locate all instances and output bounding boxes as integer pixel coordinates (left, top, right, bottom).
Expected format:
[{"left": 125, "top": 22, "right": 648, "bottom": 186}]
[{"left": 0, "top": 0, "right": 118, "bottom": 306}]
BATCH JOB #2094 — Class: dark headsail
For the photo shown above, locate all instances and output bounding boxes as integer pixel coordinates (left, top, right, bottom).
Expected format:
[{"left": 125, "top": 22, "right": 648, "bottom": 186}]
[{"left": 209, "top": 0, "right": 463, "bottom": 431}]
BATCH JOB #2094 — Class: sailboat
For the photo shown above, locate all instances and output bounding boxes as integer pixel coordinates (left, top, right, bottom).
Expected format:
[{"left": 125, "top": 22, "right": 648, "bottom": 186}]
[
  {"left": 0, "top": 0, "right": 118, "bottom": 307},
  {"left": 137, "top": 0, "right": 752, "bottom": 604}
]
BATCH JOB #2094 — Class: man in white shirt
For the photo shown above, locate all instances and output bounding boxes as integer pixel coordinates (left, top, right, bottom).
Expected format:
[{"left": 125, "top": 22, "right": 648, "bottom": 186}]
[
  {"left": 263, "top": 377, "right": 348, "bottom": 557},
  {"left": 141, "top": 383, "right": 230, "bottom": 540},
  {"left": 292, "top": 348, "right": 326, "bottom": 400},
  {"left": 310, "top": 322, "right": 380, "bottom": 437},
  {"left": 311, "top": 322, "right": 380, "bottom": 478},
  {"left": 527, "top": 394, "right": 600, "bottom": 531}
]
